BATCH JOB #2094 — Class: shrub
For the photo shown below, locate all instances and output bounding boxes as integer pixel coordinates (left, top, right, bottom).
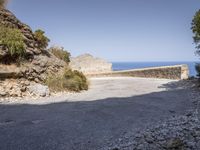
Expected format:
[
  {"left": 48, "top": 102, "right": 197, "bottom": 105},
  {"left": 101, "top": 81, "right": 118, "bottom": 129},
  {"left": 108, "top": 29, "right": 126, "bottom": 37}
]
[
  {"left": 45, "top": 69, "right": 88, "bottom": 92},
  {"left": 0, "top": 25, "right": 25, "bottom": 56},
  {"left": 195, "top": 63, "right": 200, "bottom": 78},
  {"left": 192, "top": 10, "right": 200, "bottom": 55},
  {"left": 49, "top": 46, "right": 71, "bottom": 63},
  {"left": 34, "top": 29, "right": 50, "bottom": 49},
  {"left": 191, "top": 11, "right": 200, "bottom": 85}
]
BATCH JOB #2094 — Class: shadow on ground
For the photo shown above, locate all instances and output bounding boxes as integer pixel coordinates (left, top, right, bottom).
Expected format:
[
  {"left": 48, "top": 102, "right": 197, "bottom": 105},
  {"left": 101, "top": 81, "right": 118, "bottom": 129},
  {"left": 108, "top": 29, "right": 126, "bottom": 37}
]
[{"left": 0, "top": 80, "right": 195, "bottom": 150}]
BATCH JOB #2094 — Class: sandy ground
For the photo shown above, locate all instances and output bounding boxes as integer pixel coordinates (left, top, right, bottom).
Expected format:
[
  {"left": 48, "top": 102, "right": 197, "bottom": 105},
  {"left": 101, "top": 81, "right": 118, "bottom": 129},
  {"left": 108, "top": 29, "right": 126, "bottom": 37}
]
[
  {"left": 1, "top": 77, "right": 180, "bottom": 105},
  {"left": 0, "top": 77, "right": 195, "bottom": 150}
]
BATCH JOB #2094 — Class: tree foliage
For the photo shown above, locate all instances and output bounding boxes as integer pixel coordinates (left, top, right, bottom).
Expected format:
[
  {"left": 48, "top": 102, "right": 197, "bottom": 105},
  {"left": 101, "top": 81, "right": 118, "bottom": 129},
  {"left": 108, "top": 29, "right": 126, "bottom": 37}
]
[
  {"left": 0, "top": 25, "right": 25, "bottom": 56},
  {"left": 34, "top": 29, "right": 50, "bottom": 49},
  {"left": 191, "top": 10, "right": 200, "bottom": 55},
  {"left": 195, "top": 63, "right": 200, "bottom": 78},
  {"left": 192, "top": 10, "right": 200, "bottom": 79}
]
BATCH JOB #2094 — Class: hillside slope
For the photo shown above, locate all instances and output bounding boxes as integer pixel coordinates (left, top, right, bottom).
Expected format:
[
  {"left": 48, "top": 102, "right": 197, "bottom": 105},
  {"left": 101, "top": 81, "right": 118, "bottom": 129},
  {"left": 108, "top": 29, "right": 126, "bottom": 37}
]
[{"left": 0, "top": 9, "right": 69, "bottom": 97}]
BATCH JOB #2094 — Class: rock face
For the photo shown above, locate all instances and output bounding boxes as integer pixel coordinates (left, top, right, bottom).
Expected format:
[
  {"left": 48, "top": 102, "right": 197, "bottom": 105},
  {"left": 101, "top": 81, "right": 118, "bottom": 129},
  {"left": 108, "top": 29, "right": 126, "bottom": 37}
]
[
  {"left": 0, "top": 9, "right": 67, "bottom": 97},
  {"left": 0, "top": 9, "right": 39, "bottom": 58},
  {"left": 0, "top": 8, "right": 67, "bottom": 79},
  {"left": 70, "top": 54, "right": 112, "bottom": 74},
  {"left": 0, "top": 79, "right": 30, "bottom": 97}
]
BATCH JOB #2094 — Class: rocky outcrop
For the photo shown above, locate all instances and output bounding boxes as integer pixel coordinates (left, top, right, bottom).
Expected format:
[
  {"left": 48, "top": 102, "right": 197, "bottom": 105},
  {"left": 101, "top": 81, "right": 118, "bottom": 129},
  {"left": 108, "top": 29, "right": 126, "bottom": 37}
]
[
  {"left": 20, "top": 54, "right": 66, "bottom": 82},
  {"left": 70, "top": 54, "right": 112, "bottom": 74},
  {"left": 0, "top": 9, "right": 40, "bottom": 58},
  {"left": 0, "top": 79, "right": 30, "bottom": 97},
  {"left": 0, "top": 8, "right": 67, "bottom": 97}
]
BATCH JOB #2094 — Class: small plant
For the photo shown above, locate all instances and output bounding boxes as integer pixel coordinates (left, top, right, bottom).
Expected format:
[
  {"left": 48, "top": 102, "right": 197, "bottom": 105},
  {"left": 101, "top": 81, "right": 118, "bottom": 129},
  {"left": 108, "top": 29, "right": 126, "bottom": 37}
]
[
  {"left": 45, "top": 69, "right": 88, "bottom": 92},
  {"left": 34, "top": 29, "right": 50, "bottom": 49},
  {"left": 0, "top": 25, "right": 25, "bottom": 56},
  {"left": 49, "top": 46, "right": 71, "bottom": 63}
]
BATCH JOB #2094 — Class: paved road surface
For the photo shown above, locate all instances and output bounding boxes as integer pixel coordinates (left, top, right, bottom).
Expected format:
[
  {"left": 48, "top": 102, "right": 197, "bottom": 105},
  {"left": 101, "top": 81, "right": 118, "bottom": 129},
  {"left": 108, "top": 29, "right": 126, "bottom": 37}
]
[{"left": 0, "top": 77, "right": 194, "bottom": 150}]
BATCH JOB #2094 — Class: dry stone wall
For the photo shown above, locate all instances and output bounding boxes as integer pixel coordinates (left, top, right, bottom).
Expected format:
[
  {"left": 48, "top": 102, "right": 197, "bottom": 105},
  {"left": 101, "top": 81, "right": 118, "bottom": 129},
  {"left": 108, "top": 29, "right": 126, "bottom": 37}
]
[{"left": 87, "top": 65, "right": 189, "bottom": 80}]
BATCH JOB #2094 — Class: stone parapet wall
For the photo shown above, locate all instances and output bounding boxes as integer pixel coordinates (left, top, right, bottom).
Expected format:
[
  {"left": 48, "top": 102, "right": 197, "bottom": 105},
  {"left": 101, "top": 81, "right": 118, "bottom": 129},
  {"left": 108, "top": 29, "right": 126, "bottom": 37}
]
[{"left": 86, "top": 65, "right": 189, "bottom": 80}]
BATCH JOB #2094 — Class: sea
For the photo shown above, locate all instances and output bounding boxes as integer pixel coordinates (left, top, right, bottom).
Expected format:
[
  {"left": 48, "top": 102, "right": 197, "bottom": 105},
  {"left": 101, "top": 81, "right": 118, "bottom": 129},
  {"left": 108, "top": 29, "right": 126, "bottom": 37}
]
[{"left": 112, "top": 62, "right": 200, "bottom": 77}]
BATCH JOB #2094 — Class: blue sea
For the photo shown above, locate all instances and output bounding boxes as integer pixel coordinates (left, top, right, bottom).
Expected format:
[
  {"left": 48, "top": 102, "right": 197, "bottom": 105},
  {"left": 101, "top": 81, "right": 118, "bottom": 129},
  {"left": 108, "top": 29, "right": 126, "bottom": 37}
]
[{"left": 112, "top": 62, "right": 199, "bottom": 77}]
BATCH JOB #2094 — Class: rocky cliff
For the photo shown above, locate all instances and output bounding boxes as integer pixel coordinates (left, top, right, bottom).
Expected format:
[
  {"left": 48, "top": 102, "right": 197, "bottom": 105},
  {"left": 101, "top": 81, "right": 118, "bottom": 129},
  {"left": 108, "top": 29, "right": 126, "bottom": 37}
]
[
  {"left": 0, "top": 9, "right": 39, "bottom": 57},
  {"left": 70, "top": 54, "right": 112, "bottom": 74},
  {"left": 0, "top": 9, "right": 67, "bottom": 97}
]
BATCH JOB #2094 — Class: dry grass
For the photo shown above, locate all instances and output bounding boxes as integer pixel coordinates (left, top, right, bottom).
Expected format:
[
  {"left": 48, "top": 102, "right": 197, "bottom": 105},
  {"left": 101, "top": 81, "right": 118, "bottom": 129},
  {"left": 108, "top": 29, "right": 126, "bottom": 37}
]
[
  {"left": 49, "top": 46, "right": 70, "bottom": 63},
  {"left": 45, "top": 69, "right": 88, "bottom": 92}
]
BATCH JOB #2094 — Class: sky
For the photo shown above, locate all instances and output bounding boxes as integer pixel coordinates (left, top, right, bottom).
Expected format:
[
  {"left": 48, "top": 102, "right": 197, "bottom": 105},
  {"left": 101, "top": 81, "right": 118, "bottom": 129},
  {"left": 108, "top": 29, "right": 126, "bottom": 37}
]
[{"left": 7, "top": 0, "right": 200, "bottom": 62}]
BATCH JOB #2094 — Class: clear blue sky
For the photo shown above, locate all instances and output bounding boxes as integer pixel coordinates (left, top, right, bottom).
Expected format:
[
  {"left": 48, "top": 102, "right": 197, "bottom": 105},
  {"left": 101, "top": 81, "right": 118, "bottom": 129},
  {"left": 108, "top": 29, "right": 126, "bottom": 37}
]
[{"left": 7, "top": 0, "right": 200, "bottom": 62}]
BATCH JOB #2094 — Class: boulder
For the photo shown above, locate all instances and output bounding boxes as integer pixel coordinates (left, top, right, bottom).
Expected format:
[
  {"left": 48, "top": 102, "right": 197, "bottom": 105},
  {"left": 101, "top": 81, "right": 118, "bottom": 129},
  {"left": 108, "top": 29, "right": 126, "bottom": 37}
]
[
  {"left": 27, "top": 83, "right": 50, "bottom": 97},
  {"left": 0, "top": 87, "right": 7, "bottom": 97},
  {"left": 70, "top": 54, "right": 112, "bottom": 74}
]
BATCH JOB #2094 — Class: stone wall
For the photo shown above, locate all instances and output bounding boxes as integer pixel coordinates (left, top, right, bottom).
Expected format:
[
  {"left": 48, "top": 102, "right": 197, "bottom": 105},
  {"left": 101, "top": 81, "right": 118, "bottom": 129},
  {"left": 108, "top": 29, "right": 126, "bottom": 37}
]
[{"left": 86, "top": 65, "right": 189, "bottom": 80}]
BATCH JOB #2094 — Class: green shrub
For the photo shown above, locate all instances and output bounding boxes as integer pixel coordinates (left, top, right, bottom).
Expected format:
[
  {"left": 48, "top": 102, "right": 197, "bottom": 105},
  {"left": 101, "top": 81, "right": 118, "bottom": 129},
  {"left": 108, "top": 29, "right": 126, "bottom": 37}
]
[
  {"left": 49, "top": 46, "right": 71, "bottom": 63},
  {"left": 0, "top": 25, "right": 25, "bottom": 56},
  {"left": 45, "top": 69, "right": 88, "bottom": 92},
  {"left": 192, "top": 10, "right": 200, "bottom": 54},
  {"left": 34, "top": 29, "right": 50, "bottom": 49}
]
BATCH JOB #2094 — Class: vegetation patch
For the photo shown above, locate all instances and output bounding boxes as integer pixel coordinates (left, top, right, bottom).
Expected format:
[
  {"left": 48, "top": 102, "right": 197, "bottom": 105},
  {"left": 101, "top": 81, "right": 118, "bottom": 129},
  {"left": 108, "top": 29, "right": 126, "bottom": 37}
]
[
  {"left": 49, "top": 46, "right": 71, "bottom": 63},
  {"left": 196, "top": 64, "right": 200, "bottom": 77},
  {"left": 45, "top": 69, "right": 88, "bottom": 92},
  {"left": 192, "top": 10, "right": 200, "bottom": 82},
  {"left": 34, "top": 29, "right": 50, "bottom": 49},
  {"left": 0, "top": 25, "right": 25, "bottom": 57},
  {"left": 195, "top": 63, "right": 200, "bottom": 84}
]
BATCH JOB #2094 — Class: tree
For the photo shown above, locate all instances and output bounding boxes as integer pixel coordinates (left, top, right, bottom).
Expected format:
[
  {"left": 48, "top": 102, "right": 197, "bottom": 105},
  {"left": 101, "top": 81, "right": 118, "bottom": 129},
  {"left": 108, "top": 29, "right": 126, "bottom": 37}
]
[
  {"left": 34, "top": 29, "right": 50, "bottom": 49},
  {"left": 192, "top": 10, "right": 200, "bottom": 79},
  {"left": 191, "top": 10, "right": 200, "bottom": 55}
]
